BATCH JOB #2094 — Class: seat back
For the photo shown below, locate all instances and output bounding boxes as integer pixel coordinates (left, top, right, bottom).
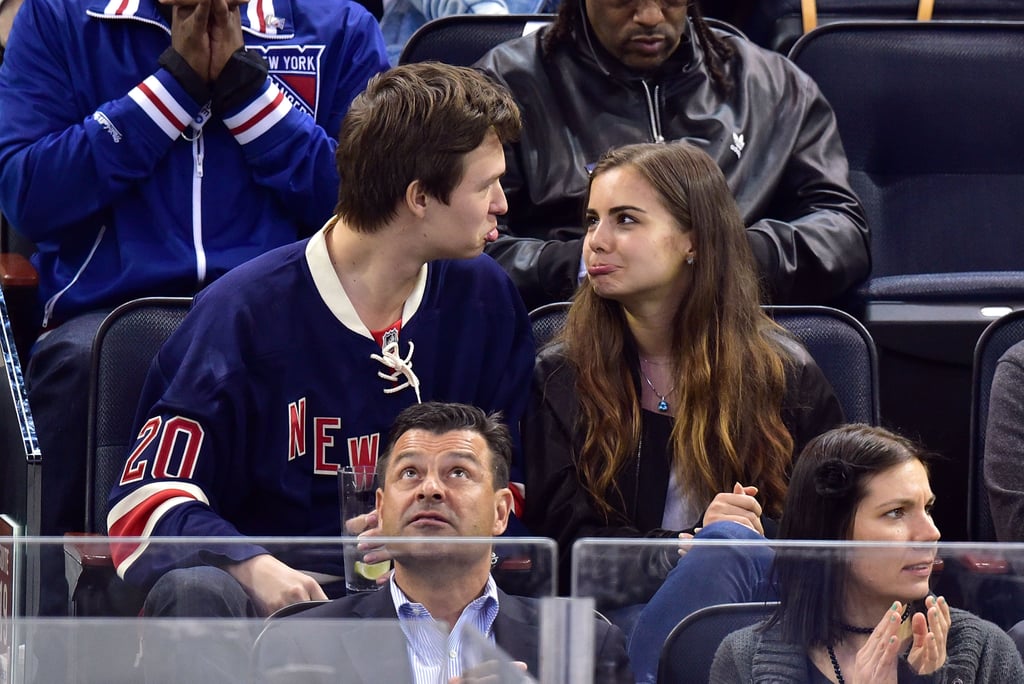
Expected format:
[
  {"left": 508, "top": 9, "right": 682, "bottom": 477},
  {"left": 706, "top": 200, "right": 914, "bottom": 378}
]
[
  {"left": 657, "top": 601, "right": 779, "bottom": 683},
  {"left": 400, "top": 14, "right": 554, "bottom": 66},
  {"left": 789, "top": 21, "right": 1024, "bottom": 296},
  {"left": 969, "top": 310, "right": 1024, "bottom": 541},
  {"left": 528, "top": 301, "right": 570, "bottom": 350},
  {"left": 399, "top": 15, "right": 747, "bottom": 66},
  {"left": 85, "top": 297, "right": 191, "bottom": 533},
  {"left": 765, "top": 305, "right": 879, "bottom": 425},
  {"left": 530, "top": 303, "right": 878, "bottom": 425},
  {"left": 790, "top": 21, "right": 1024, "bottom": 541},
  {"left": 761, "top": 1, "right": 1024, "bottom": 52}
]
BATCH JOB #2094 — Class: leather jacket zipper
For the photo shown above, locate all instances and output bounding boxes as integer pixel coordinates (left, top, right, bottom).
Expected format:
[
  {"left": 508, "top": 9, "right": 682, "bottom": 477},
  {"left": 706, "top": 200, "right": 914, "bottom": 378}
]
[{"left": 641, "top": 81, "right": 665, "bottom": 144}]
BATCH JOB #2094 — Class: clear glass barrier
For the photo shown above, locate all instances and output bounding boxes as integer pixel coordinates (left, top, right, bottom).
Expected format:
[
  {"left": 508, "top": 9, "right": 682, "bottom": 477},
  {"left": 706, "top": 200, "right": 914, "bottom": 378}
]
[
  {"left": 10, "top": 536, "right": 1024, "bottom": 682},
  {"left": 2, "top": 536, "right": 610, "bottom": 684},
  {"left": 572, "top": 536, "right": 1024, "bottom": 683}
]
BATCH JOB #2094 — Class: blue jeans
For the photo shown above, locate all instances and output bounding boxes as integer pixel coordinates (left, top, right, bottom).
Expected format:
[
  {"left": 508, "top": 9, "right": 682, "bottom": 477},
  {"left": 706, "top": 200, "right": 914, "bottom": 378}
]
[
  {"left": 142, "top": 567, "right": 260, "bottom": 683},
  {"left": 25, "top": 310, "right": 112, "bottom": 614},
  {"left": 144, "top": 566, "right": 258, "bottom": 618},
  {"left": 626, "top": 521, "right": 777, "bottom": 684}
]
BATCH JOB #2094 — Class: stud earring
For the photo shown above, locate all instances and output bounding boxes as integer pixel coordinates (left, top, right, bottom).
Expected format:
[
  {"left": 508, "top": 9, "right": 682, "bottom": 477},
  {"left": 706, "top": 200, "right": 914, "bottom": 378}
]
[{"left": 686, "top": 254, "right": 695, "bottom": 265}]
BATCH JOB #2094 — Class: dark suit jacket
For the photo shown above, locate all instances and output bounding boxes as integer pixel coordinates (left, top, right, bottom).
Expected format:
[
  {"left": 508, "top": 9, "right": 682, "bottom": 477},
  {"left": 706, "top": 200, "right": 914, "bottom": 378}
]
[{"left": 253, "top": 582, "right": 633, "bottom": 683}]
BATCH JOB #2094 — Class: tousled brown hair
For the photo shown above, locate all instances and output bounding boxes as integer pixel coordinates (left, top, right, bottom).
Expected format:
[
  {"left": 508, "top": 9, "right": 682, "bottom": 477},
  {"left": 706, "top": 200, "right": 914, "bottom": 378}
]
[
  {"left": 334, "top": 63, "right": 521, "bottom": 232},
  {"left": 561, "top": 141, "right": 791, "bottom": 520}
]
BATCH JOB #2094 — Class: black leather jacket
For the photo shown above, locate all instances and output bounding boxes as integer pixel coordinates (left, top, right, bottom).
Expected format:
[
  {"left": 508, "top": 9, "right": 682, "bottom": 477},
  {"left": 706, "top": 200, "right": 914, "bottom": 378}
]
[{"left": 478, "top": 18, "right": 870, "bottom": 310}]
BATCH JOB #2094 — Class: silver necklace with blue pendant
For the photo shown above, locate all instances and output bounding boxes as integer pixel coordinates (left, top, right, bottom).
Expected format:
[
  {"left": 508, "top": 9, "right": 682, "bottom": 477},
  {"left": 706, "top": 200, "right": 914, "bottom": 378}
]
[{"left": 639, "top": 358, "right": 674, "bottom": 412}]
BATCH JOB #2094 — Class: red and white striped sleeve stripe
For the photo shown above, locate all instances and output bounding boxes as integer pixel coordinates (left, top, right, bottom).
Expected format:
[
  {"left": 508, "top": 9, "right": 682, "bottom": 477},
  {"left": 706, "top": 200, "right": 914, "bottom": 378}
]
[
  {"left": 128, "top": 75, "right": 192, "bottom": 140},
  {"left": 107, "top": 481, "right": 209, "bottom": 577},
  {"left": 510, "top": 482, "right": 526, "bottom": 519},
  {"left": 246, "top": 0, "right": 275, "bottom": 35},
  {"left": 103, "top": 0, "right": 140, "bottom": 16},
  {"left": 223, "top": 82, "right": 292, "bottom": 145}
]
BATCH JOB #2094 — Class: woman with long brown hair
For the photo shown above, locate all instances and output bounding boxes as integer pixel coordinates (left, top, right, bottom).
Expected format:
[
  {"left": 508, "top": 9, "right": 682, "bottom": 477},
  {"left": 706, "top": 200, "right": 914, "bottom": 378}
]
[{"left": 521, "top": 141, "right": 843, "bottom": 591}]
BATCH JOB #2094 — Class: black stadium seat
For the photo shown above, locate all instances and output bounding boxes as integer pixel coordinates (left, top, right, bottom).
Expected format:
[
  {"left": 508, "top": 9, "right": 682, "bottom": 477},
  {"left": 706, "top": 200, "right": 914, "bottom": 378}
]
[
  {"left": 64, "top": 297, "right": 191, "bottom": 616},
  {"left": 755, "top": 0, "right": 1024, "bottom": 53},
  {"left": 657, "top": 601, "right": 778, "bottom": 683},
  {"left": 789, "top": 20, "right": 1024, "bottom": 539},
  {"left": 400, "top": 14, "right": 555, "bottom": 66}
]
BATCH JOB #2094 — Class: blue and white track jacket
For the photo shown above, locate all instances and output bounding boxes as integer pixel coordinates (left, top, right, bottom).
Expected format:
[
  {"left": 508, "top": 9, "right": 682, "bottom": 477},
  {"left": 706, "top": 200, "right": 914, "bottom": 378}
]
[{"left": 0, "top": 0, "right": 388, "bottom": 325}]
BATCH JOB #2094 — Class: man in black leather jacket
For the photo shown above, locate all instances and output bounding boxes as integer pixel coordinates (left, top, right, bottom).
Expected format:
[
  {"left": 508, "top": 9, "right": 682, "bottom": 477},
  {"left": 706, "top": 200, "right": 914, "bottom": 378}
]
[{"left": 478, "top": 0, "right": 869, "bottom": 310}]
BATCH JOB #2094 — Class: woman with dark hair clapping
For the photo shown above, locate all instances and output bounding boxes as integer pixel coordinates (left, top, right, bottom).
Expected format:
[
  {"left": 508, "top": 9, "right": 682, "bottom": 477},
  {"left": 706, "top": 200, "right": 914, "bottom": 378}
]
[{"left": 711, "top": 424, "right": 1024, "bottom": 682}]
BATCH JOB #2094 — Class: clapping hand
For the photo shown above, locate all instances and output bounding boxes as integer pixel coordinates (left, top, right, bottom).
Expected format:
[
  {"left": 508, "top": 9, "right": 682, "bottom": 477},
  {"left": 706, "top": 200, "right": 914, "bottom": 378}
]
[
  {"left": 849, "top": 601, "right": 905, "bottom": 684},
  {"left": 907, "top": 595, "right": 950, "bottom": 675}
]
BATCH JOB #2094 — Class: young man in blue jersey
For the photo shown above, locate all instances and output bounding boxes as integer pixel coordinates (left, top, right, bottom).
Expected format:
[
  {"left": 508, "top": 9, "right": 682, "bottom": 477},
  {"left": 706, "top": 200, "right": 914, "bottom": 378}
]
[
  {"left": 0, "top": 0, "right": 388, "bottom": 614},
  {"left": 255, "top": 402, "right": 632, "bottom": 684},
  {"left": 107, "top": 62, "right": 535, "bottom": 621}
]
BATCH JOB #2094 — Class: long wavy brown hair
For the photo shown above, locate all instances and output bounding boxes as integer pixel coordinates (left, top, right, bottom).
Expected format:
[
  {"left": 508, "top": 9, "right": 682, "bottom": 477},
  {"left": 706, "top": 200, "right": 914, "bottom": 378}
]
[{"left": 558, "top": 142, "right": 792, "bottom": 520}]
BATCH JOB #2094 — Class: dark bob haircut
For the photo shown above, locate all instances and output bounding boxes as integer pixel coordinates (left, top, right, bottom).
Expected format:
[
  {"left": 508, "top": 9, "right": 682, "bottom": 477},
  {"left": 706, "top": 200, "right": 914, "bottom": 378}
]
[{"left": 769, "top": 424, "right": 931, "bottom": 649}]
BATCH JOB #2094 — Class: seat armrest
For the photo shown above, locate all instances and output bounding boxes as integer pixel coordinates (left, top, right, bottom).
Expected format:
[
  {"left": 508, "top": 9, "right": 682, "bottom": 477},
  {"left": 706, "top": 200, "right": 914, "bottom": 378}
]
[
  {"left": 64, "top": 532, "right": 115, "bottom": 617},
  {"left": 64, "top": 532, "right": 114, "bottom": 567},
  {"left": 958, "top": 552, "right": 1009, "bottom": 575},
  {"left": 0, "top": 252, "right": 37, "bottom": 289}
]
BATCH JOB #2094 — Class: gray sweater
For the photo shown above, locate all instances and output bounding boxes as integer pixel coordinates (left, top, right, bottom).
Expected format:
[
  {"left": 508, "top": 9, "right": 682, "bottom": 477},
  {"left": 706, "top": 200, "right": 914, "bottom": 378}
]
[
  {"left": 710, "top": 608, "right": 1023, "bottom": 683},
  {"left": 983, "top": 339, "right": 1024, "bottom": 542}
]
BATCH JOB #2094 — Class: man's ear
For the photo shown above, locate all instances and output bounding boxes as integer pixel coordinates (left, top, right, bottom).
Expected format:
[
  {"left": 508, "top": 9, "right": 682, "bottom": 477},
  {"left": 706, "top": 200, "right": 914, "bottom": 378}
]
[
  {"left": 405, "top": 179, "right": 429, "bottom": 218},
  {"left": 492, "top": 488, "right": 513, "bottom": 536}
]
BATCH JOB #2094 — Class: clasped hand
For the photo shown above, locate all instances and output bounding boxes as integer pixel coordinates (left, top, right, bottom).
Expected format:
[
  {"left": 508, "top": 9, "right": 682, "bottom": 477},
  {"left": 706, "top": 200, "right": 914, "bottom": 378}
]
[
  {"left": 678, "top": 483, "right": 764, "bottom": 555},
  {"left": 160, "top": 0, "right": 246, "bottom": 82}
]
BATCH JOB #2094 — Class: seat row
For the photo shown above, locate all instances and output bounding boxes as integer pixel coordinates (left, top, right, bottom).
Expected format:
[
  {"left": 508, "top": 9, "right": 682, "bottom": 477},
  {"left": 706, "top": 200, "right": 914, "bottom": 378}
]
[{"left": 1, "top": 292, "right": 1021, "bottom": 616}]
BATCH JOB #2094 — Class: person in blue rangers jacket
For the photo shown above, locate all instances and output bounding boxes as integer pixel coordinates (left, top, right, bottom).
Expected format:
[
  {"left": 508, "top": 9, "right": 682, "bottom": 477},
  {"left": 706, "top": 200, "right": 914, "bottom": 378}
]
[
  {"left": 106, "top": 62, "right": 535, "bottom": 619},
  {"left": 0, "top": 0, "right": 388, "bottom": 613}
]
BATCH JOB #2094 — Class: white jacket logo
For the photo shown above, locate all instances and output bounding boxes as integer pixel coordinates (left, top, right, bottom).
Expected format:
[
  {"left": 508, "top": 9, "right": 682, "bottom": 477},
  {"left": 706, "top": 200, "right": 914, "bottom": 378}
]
[
  {"left": 93, "top": 112, "right": 122, "bottom": 143},
  {"left": 730, "top": 132, "right": 745, "bottom": 159}
]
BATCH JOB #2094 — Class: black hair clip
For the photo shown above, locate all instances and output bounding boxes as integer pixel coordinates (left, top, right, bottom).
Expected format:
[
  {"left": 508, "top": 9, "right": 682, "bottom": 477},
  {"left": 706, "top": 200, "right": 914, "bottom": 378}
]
[{"left": 814, "top": 459, "right": 855, "bottom": 498}]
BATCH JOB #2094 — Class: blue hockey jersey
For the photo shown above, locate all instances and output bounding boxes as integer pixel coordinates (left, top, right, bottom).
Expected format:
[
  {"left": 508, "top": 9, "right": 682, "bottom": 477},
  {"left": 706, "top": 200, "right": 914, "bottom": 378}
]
[
  {"left": 107, "top": 228, "right": 535, "bottom": 588},
  {"left": 0, "top": 0, "right": 388, "bottom": 324}
]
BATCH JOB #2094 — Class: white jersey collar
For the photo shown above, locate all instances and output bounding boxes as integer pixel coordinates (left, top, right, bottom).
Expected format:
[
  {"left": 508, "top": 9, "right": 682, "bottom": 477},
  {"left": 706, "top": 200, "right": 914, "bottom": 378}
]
[{"left": 305, "top": 222, "right": 428, "bottom": 341}]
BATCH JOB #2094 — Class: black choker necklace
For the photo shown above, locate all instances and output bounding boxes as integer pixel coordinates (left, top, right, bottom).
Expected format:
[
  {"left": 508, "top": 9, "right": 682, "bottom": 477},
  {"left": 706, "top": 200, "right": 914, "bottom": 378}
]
[{"left": 840, "top": 603, "right": 911, "bottom": 634}]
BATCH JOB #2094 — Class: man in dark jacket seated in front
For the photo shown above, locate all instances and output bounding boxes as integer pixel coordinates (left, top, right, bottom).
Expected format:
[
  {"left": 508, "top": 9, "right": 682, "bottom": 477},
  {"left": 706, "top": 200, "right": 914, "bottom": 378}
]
[
  {"left": 478, "top": 0, "right": 870, "bottom": 310},
  {"left": 255, "top": 402, "right": 632, "bottom": 683}
]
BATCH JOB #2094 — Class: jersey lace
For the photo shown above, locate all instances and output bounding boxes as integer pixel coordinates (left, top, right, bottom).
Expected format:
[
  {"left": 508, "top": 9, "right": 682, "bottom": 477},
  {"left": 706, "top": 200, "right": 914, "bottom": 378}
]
[{"left": 371, "top": 340, "right": 422, "bottom": 403}]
